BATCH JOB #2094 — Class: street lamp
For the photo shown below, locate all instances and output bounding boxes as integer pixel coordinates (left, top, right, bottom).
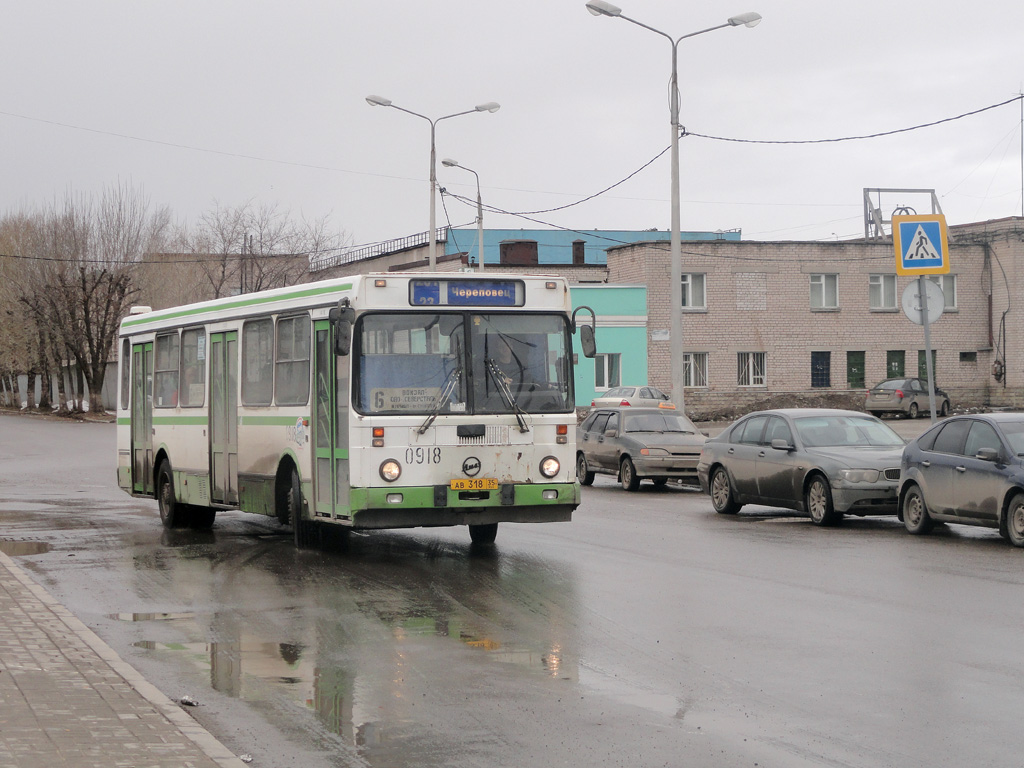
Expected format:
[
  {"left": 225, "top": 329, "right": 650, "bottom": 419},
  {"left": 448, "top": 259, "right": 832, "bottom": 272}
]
[
  {"left": 441, "top": 158, "right": 485, "bottom": 271},
  {"left": 585, "top": 2, "right": 760, "bottom": 410},
  {"left": 365, "top": 95, "right": 500, "bottom": 271}
]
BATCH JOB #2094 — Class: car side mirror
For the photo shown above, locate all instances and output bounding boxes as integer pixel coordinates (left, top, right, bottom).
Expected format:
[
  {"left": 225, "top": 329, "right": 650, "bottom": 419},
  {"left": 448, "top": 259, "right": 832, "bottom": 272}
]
[
  {"left": 604, "top": 429, "right": 617, "bottom": 438},
  {"left": 771, "top": 438, "right": 794, "bottom": 452},
  {"left": 976, "top": 447, "right": 1000, "bottom": 463}
]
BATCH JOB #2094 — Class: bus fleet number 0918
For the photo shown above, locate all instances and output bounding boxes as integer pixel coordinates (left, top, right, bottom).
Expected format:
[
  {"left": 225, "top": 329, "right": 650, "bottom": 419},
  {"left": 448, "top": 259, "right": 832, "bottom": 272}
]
[{"left": 406, "top": 447, "right": 442, "bottom": 465}]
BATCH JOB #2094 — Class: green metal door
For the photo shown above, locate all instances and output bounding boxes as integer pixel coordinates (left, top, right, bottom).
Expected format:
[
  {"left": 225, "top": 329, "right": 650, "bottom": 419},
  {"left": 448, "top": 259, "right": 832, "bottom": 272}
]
[
  {"left": 131, "top": 342, "right": 153, "bottom": 494},
  {"left": 210, "top": 331, "right": 238, "bottom": 504},
  {"left": 313, "top": 321, "right": 351, "bottom": 518}
]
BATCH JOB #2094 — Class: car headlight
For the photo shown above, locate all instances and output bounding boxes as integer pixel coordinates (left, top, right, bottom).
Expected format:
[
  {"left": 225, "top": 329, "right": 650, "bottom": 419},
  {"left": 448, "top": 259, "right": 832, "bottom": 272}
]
[
  {"left": 379, "top": 459, "right": 402, "bottom": 482},
  {"left": 838, "top": 468, "right": 880, "bottom": 483},
  {"left": 540, "top": 456, "right": 560, "bottom": 478},
  {"left": 640, "top": 448, "right": 670, "bottom": 456}
]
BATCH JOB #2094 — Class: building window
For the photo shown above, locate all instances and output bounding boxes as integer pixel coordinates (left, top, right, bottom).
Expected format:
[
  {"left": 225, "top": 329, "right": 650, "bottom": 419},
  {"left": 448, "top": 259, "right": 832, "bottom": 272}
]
[
  {"left": 242, "top": 318, "right": 275, "bottom": 405},
  {"left": 918, "top": 349, "right": 937, "bottom": 381},
  {"left": 275, "top": 315, "right": 310, "bottom": 406},
  {"left": 594, "top": 353, "right": 621, "bottom": 391},
  {"left": 572, "top": 240, "right": 585, "bottom": 265},
  {"left": 847, "top": 351, "right": 865, "bottom": 389},
  {"left": 154, "top": 332, "right": 179, "bottom": 408},
  {"left": 810, "top": 274, "right": 838, "bottom": 309},
  {"left": 684, "top": 352, "right": 708, "bottom": 388},
  {"left": 869, "top": 274, "right": 897, "bottom": 310},
  {"left": 499, "top": 240, "right": 538, "bottom": 265},
  {"left": 738, "top": 352, "right": 766, "bottom": 387},
  {"left": 960, "top": 351, "right": 977, "bottom": 363},
  {"left": 682, "top": 273, "right": 706, "bottom": 309},
  {"left": 928, "top": 274, "right": 957, "bottom": 309},
  {"left": 887, "top": 350, "right": 905, "bottom": 378},
  {"left": 811, "top": 351, "right": 831, "bottom": 388}
]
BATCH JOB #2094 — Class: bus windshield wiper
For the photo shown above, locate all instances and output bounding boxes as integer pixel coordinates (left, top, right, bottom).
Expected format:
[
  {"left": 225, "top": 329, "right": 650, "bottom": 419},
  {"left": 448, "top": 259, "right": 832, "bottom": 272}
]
[
  {"left": 416, "top": 361, "right": 463, "bottom": 434},
  {"left": 485, "top": 357, "right": 529, "bottom": 433}
]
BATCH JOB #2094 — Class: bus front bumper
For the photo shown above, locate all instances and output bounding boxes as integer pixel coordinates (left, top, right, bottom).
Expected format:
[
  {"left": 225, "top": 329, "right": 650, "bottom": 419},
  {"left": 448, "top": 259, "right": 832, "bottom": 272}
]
[{"left": 344, "top": 482, "right": 579, "bottom": 529}]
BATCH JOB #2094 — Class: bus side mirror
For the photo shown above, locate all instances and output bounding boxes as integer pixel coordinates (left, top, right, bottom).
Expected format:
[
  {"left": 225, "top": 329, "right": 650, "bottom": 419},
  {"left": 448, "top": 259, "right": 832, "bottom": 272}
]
[
  {"left": 571, "top": 306, "right": 597, "bottom": 358},
  {"left": 579, "top": 324, "right": 596, "bottom": 359},
  {"left": 329, "top": 303, "right": 355, "bottom": 356}
]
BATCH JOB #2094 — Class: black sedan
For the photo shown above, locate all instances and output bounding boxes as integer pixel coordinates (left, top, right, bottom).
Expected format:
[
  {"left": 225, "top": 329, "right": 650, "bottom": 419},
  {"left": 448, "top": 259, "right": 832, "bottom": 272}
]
[
  {"left": 576, "top": 406, "right": 705, "bottom": 490},
  {"left": 898, "top": 413, "right": 1024, "bottom": 546},
  {"left": 697, "top": 409, "right": 905, "bottom": 525}
]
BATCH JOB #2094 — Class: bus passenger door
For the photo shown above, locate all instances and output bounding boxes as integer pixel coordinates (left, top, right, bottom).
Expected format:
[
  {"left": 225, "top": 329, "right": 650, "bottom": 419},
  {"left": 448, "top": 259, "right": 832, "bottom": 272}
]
[
  {"left": 314, "top": 320, "right": 350, "bottom": 518},
  {"left": 131, "top": 342, "right": 154, "bottom": 494},
  {"left": 210, "top": 331, "right": 239, "bottom": 505}
]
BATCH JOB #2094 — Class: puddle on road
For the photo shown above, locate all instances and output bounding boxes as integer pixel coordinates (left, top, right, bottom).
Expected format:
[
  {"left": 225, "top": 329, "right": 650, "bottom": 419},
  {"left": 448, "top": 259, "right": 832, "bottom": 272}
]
[{"left": 0, "top": 540, "right": 51, "bottom": 555}]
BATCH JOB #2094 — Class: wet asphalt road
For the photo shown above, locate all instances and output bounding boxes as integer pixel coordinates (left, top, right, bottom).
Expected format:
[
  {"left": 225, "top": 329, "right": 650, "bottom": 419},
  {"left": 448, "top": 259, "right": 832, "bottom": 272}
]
[{"left": 2, "top": 412, "right": 1023, "bottom": 767}]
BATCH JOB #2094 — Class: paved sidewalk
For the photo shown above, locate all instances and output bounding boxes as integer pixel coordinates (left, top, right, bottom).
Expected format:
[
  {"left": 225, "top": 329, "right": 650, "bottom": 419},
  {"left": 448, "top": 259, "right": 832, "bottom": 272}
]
[{"left": 0, "top": 551, "right": 245, "bottom": 768}]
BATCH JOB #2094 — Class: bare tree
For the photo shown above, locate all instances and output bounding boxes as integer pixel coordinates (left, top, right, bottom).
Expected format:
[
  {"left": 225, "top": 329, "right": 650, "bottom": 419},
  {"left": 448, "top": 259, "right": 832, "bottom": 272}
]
[{"left": 180, "top": 200, "right": 349, "bottom": 298}]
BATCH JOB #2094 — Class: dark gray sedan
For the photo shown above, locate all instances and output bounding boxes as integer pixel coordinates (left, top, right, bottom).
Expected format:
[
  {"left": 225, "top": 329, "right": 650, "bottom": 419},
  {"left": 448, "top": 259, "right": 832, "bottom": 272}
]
[
  {"left": 576, "top": 406, "right": 705, "bottom": 490},
  {"left": 697, "top": 408, "right": 905, "bottom": 525},
  {"left": 898, "top": 413, "right": 1024, "bottom": 546}
]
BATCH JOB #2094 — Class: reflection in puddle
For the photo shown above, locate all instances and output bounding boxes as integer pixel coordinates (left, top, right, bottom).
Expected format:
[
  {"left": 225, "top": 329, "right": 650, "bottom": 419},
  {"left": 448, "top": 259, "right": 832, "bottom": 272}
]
[
  {"left": 134, "top": 607, "right": 576, "bottom": 753},
  {"left": 0, "top": 540, "right": 51, "bottom": 555},
  {"left": 109, "top": 612, "right": 196, "bottom": 622}
]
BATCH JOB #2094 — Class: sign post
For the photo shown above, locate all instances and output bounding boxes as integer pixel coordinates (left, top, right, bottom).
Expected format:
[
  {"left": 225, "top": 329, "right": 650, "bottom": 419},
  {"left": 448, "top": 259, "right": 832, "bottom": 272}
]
[{"left": 893, "top": 214, "right": 949, "bottom": 423}]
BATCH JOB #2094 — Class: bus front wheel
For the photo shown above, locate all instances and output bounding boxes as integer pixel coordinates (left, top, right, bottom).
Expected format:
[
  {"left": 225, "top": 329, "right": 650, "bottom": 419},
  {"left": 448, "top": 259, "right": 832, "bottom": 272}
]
[
  {"left": 469, "top": 523, "right": 498, "bottom": 544},
  {"left": 156, "top": 462, "right": 187, "bottom": 529},
  {"left": 285, "top": 467, "right": 317, "bottom": 549}
]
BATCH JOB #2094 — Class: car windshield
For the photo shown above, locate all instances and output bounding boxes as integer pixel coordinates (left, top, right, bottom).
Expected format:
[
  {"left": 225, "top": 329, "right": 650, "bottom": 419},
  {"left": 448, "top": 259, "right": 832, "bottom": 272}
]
[
  {"left": 997, "top": 420, "right": 1024, "bottom": 455},
  {"left": 794, "top": 415, "right": 905, "bottom": 448},
  {"left": 603, "top": 387, "right": 633, "bottom": 398},
  {"left": 623, "top": 412, "right": 696, "bottom": 434},
  {"left": 874, "top": 380, "right": 906, "bottom": 391}
]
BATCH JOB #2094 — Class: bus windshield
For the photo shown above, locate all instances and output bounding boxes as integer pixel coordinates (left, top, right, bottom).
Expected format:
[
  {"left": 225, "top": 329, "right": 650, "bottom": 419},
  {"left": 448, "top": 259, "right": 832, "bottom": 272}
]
[{"left": 354, "top": 311, "right": 573, "bottom": 415}]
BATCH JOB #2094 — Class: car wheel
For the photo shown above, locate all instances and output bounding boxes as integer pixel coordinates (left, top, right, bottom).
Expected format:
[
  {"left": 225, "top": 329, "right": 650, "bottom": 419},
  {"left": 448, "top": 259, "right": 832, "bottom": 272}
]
[
  {"left": 1005, "top": 493, "right": 1024, "bottom": 547},
  {"left": 710, "top": 467, "right": 740, "bottom": 514},
  {"left": 908, "top": 402, "right": 919, "bottom": 419},
  {"left": 806, "top": 474, "right": 839, "bottom": 526},
  {"left": 940, "top": 400, "right": 950, "bottom": 417},
  {"left": 620, "top": 457, "right": 640, "bottom": 491},
  {"left": 902, "top": 484, "right": 934, "bottom": 535},
  {"left": 576, "top": 452, "right": 595, "bottom": 486}
]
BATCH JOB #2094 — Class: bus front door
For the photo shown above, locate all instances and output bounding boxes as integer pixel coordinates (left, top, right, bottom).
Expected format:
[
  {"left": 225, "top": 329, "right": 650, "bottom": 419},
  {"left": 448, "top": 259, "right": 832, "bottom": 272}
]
[
  {"left": 131, "top": 342, "right": 154, "bottom": 494},
  {"left": 210, "top": 331, "right": 239, "bottom": 505},
  {"left": 313, "top": 321, "right": 350, "bottom": 518}
]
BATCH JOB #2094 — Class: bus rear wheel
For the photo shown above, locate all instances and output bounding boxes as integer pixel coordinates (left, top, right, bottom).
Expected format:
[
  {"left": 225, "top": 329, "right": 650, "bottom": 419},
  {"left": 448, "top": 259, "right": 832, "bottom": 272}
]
[
  {"left": 156, "top": 461, "right": 187, "bottom": 529},
  {"left": 469, "top": 523, "right": 498, "bottom": 544}
]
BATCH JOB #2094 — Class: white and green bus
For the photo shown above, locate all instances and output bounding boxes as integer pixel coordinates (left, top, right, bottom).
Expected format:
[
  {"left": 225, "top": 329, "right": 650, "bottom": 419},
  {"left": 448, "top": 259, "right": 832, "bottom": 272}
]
[{"left": 116, "top": 273, "right": 596, "bottom": 546}]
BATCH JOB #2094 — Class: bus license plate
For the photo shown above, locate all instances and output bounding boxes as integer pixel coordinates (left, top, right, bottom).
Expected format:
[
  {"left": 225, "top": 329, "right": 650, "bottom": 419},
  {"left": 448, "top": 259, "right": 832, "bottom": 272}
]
[{"left": 450, "top": 478, "right": 498, "bottom": 491}]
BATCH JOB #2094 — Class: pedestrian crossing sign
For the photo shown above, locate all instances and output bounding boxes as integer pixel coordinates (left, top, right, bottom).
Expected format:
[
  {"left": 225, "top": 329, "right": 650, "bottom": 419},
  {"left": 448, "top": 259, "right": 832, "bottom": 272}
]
[{"left": 893, "top": 214, "right": 949, "bottom": 275}]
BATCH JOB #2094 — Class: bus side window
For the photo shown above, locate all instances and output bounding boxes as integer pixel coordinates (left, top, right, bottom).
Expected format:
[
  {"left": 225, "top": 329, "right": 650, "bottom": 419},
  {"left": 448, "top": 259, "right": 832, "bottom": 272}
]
[
  {"left": 242, "top": 318, "right": 274, "bottom": 406},
  {"left": 154, "top": 332, "right": 180, "bottom": 408},
  {"left": 120, "top": 338, "right": 131, "bottom": 410},
  {"left": 179, "top": 328, "right": 206, "bottom": 407}
]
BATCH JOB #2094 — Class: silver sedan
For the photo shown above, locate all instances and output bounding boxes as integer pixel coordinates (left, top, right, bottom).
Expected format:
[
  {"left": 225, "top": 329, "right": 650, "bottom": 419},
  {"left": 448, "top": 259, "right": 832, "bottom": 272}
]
[{"left": 697, "top": 409, "right": 905, "bottom": 525}]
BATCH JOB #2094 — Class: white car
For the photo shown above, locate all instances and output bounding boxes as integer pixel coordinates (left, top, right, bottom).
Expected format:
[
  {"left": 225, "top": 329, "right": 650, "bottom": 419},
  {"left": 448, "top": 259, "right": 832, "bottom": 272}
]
[{"left": 591, "top": 386, "right": 671, "bottom": 408}]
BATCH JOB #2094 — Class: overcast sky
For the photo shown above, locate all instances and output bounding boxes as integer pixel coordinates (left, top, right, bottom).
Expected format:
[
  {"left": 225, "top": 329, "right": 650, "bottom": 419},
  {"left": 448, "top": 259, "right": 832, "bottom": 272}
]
[{"left": 2, "top": 1, "right": 1023, "bottom": 250}]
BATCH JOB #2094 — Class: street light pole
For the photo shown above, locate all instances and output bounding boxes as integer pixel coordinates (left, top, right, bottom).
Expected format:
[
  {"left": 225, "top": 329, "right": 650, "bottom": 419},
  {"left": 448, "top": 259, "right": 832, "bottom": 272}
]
[
  {"left": 585, "top": 2, "right": 761, "bottom": 410},
  {"left": 365, "top": 96, "right": 500, "bottom": 271},
  {"left": 442, "top": 158, "right": 485, "bottom": 271}
]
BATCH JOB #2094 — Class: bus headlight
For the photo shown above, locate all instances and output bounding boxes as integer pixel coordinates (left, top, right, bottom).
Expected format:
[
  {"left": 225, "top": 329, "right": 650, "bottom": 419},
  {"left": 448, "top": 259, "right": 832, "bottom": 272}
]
[
  {"left": 379, "top": 459, "right": 402, "bottom": 482},
  {"left": 540, "top": 456, "right": 560, "bottom": 478}
]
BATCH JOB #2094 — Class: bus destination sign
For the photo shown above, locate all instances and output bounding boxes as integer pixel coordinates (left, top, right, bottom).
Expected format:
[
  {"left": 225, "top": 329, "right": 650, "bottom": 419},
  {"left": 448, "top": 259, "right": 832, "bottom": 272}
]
[{"left": 410, "top": 279, "right": 523, "bottom": 307}]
